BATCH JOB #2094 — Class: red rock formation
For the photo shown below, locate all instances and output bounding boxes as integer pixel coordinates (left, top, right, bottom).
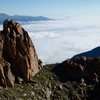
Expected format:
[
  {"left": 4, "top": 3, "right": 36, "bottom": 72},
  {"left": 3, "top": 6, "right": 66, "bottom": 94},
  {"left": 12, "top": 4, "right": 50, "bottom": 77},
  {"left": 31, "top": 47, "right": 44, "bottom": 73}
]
[{"left": 0, "top": 19, "right": 42, "bottom": 87}]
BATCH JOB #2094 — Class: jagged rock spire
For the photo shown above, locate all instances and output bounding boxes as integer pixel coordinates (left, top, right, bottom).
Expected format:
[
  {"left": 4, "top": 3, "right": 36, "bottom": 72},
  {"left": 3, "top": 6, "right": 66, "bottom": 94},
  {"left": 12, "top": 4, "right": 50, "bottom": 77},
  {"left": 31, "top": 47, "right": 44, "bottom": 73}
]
[{"left": 0, "top": 19, "right": 42, "bottom": 87}]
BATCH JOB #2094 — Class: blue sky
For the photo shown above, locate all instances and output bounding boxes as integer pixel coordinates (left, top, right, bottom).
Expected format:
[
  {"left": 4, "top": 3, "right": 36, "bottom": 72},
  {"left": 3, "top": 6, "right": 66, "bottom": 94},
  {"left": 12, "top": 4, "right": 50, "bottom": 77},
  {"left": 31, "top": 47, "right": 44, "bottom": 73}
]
[{"left": 0, "top": 0, "right": 100, "bottom": 18}]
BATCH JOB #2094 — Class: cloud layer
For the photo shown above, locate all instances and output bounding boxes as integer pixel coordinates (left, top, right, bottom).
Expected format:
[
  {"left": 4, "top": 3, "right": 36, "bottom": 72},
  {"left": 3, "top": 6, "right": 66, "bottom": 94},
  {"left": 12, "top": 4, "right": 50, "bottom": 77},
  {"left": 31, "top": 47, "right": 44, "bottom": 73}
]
[{"left": 1, "top": 17, "right": 100, "bottom": 64}]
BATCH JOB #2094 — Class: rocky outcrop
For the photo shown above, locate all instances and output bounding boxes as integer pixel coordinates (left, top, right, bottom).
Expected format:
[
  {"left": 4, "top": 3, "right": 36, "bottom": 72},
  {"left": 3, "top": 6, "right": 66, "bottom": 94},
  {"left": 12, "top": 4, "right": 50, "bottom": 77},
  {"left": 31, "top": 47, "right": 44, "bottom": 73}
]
[
  {"left": 0, "top": 19, "right": 42, "bottom": 87},
  {"left": 57, "top": 57, "right": 100, "bottom": 83}
]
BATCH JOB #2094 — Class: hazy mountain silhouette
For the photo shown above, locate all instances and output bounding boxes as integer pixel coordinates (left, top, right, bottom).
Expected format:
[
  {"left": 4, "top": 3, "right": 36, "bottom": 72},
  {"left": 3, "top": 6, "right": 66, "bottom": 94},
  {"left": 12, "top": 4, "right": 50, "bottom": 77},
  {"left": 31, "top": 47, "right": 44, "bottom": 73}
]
[
  {"left": 72, "top": 46, "right": 100, "bottom": 58},
  {"left": 0, "top": 13, "right": 51, "bottom": 24}
]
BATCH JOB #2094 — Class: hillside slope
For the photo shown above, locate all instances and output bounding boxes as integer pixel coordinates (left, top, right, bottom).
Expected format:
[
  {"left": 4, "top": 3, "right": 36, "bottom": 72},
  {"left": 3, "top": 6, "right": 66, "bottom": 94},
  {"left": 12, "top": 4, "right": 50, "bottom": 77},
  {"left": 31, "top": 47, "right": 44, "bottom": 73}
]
[{"left": 0, "top": 64, "right": 99, "bottom": 100}]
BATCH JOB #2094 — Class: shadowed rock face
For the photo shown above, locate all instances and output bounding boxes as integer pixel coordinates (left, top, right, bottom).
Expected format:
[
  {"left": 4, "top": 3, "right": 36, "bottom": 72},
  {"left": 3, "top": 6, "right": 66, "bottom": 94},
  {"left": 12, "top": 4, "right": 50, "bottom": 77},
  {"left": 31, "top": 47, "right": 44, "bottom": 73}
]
[
  {"left": 0, "top": 19, "right": 42, "bottom": 87},
  {"left": 54, "top": 57, "right": 100, "bottom": 83}
]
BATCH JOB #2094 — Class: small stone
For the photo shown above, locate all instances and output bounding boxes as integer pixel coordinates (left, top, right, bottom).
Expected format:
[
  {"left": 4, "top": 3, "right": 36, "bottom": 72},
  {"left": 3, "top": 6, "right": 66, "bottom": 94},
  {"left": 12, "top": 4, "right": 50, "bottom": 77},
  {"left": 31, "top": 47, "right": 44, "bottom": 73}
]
[
  {"left": 46, "top": 88, "right": 52, "bottom": 100},
  {"left": 31, "top": 91, "right": 35, "bottom": 96},
  {"left": 59, "top": 85, "right": 63, "bottom": 90},
  {"left": 23, "top": 93, "right": 27, "bottom": 96},
  {"left": 16, "top": 77, "right": 23, "bottom": 84}
]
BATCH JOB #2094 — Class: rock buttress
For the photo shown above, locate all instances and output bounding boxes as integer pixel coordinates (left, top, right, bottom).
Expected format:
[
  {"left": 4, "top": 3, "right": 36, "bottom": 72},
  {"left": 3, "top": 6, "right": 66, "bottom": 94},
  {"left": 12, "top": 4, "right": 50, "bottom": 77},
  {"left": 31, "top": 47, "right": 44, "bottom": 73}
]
[{"left": 0, "top": 19, "right": 42, "bottom": 87}]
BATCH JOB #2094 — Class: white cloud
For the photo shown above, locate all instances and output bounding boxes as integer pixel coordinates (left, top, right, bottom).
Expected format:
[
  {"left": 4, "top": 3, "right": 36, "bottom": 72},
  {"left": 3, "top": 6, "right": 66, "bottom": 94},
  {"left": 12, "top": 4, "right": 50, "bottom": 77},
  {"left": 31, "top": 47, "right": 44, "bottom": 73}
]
[
  {"left": 23, "top": 17, "right": 100, "bottom": 64},
  {"left": 0, "top": 25, "right": 3, "bottom": 30}
]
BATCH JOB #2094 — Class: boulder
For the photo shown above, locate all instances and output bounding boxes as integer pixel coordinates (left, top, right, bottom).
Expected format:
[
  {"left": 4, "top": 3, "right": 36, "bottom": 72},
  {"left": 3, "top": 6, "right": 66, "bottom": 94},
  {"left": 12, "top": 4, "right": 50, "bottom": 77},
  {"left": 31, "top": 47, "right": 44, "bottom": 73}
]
[
  {"left": 3, "top": 61, "right": 15, "bottom": 87},
  {"left": 0, "top": 19, "right": 42, "bottom": 87},
  {"left": 60, "top": 60, "right": 84, "bottom": 80}
]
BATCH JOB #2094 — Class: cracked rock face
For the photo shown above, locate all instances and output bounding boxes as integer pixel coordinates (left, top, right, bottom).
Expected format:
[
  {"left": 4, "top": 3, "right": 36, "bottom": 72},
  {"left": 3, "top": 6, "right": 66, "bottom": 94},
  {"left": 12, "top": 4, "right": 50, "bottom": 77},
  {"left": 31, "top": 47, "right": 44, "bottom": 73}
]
[{"left": 0, "top": 19, "right": 42, "bottom": 87}]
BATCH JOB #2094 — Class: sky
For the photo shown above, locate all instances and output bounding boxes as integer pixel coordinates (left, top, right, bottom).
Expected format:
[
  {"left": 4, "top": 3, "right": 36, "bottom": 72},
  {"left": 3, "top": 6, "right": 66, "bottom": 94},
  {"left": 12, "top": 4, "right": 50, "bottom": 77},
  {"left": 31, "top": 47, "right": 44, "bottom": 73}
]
[{"left": 0, "top": 0, "right": 100, "bottom": 18}]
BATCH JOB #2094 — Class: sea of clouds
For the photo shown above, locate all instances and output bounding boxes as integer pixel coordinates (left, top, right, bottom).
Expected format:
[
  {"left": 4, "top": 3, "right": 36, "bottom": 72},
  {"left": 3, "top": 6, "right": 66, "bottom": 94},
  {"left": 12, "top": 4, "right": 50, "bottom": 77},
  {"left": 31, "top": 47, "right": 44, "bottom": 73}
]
[{"left": 1, "top": 16, "right": 100, "bottom": 64}]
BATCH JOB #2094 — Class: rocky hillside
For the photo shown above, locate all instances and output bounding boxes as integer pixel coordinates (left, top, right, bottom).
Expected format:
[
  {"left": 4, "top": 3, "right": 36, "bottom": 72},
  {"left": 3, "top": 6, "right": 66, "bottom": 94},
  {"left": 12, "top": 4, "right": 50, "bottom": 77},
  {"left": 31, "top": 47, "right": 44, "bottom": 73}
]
[
  {"left": 56, "top": 57, "right": 100, "bottom": 83},
  {"left": 0, "top": 64, "right": 99, "bottom": 100}
]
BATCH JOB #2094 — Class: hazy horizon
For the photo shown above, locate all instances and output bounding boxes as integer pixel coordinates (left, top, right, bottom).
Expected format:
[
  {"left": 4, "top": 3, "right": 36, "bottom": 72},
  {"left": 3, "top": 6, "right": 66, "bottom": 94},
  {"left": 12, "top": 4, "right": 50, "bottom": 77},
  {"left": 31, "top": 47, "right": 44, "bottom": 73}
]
[{"left": 0, "top": 0, "right": 100, "bottom": 18}]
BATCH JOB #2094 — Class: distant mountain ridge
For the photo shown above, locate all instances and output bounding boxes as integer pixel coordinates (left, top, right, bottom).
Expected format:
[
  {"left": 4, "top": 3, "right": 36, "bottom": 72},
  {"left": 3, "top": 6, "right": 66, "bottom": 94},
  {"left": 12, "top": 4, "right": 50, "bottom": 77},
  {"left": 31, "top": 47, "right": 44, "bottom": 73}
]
[
  {"left": 72, "top": 46, "right": 100, "bottom": 58},
  {"left": 0, "top": 13, "right": 51, "bottom": 24}
]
